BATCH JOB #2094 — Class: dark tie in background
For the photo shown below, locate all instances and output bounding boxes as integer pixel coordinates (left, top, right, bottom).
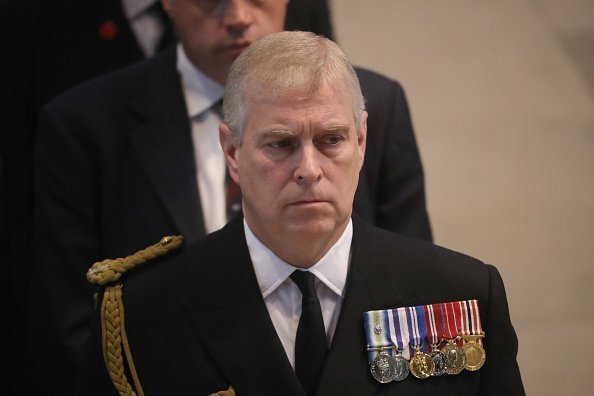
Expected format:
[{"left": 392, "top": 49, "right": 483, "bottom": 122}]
[
  {"left": 290, "top": 270, "right": 328, "bottom": 395},
  {"left": 212, "top": 99, "right": 243, "bottom": 220},
  {"left": 152, "top": 1, "right": 176, "bottom": 51},
  {"left": 226, "top": 173, "right": 241, "bottom": 219}
]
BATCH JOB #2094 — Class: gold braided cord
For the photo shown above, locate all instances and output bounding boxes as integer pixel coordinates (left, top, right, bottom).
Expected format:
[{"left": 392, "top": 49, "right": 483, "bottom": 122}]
[
  {"left": 209, "top": 386, "right": 236, "bottom": 396},
  {"left": 87, "top": 235, "right": 183, "bottom": 286},
  {"left": 101, "top": 285, "right": 137, "bottom": 396},
  {"left": 117, "top": 285, "right": 144, "bottom": 396}
]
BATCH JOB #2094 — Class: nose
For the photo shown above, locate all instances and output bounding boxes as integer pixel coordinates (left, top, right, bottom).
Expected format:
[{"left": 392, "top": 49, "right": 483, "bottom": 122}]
[
  {"left": 293, "top": 145, "right": 323, "bottom": 184},
  {"left": 221, "top": 0, "right": 255, "bottom": 35}
]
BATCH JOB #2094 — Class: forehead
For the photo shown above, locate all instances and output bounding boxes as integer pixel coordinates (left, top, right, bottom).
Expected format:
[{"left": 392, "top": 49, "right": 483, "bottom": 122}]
[
  {"left": 181, "top": 0, "right": 288, "bottom": 19},
  {"left": 243, "top": 81, "right": 355, "bottom": 129}
]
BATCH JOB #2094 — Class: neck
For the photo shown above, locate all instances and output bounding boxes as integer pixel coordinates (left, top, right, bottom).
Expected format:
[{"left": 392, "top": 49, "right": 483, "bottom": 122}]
[{"left": 245, "top": 217, "right": 350, "bottom": 269}]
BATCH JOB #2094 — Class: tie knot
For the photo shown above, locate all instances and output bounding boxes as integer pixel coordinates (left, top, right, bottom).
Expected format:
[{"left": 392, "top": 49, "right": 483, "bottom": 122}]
[{"left": 290, "top": 270, "right": 317, "bottom": 299}]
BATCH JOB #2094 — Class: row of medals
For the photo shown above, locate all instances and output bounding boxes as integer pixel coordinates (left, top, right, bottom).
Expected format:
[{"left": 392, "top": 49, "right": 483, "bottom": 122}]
[{"left": 369, "top": 333, "right": 486, "bottom": 383}]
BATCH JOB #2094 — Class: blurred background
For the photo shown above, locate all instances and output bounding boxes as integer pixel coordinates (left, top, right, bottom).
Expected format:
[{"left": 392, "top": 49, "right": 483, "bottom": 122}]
[{"left": 332, "top": 0, "right": 594, "bottom": 394}]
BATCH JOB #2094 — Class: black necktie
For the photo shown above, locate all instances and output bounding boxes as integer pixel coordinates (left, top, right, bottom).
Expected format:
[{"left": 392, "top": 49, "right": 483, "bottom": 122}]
[
  {"left": 290, "top": 270, "right": 328, "bottom": 395},
  {"left": 152, "top": 1, "right": 176, "bottom": 51}
]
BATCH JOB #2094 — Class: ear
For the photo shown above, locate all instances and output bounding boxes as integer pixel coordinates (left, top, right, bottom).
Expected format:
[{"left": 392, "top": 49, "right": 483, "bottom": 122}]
[
  {"left": 357, "top": 111, "right": 368, "bottom": 170},
  {"left": 219, "top": 123, "right": 241, "bottom": 184}
]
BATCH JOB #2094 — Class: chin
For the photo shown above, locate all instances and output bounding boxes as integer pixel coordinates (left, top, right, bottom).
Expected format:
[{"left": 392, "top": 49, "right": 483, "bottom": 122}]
[{"left": 285, "top": 218, "right": 339, "bottom": 238}]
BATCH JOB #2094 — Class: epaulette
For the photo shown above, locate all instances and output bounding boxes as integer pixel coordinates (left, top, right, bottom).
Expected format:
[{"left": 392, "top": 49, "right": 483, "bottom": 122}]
[
  {"left": 87, "top": 236, "right": 183, "bottom": 396},
  {"left": 87, "top": 235, "right": 183, "bottom": 286}
]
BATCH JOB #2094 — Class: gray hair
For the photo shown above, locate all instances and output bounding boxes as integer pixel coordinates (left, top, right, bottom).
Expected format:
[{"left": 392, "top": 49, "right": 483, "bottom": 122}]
[{"left": 223, "top": 31, "right": 366, "bottom": 144}]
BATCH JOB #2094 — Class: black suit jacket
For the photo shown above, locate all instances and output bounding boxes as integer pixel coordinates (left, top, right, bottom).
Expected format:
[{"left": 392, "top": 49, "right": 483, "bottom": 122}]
[
  {"left": 77, "top": 215, "right": 523, "bottom": 395},
  {"left": 30, "top": 48, "right": 431, "bottom": 393}
]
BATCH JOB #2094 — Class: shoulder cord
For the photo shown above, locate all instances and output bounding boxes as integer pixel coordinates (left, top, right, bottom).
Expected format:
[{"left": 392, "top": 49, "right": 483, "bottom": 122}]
[
  {"left": 88, "top": 236, "right": 183, "bottom": 396},
  {"left": 101, "top": 284, "right": 142, "bottom": 396},
  {"left": 87, "top": 236, "right": 183, "bottom": 286}
]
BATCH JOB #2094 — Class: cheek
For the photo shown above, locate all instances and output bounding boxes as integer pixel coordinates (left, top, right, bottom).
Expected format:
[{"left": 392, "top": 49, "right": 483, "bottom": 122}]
[{"left": 256, "top": 9, "right": 285, "bottom": 33}]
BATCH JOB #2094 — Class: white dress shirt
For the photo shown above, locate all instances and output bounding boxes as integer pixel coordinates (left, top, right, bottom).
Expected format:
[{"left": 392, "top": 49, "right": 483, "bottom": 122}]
[
  {"left": 176, "top": 45, "right": 227, "bottom": 233},
  {"left": 122, "top": 0, "right": 165, "bottom": 57},
  {"left": 245, "top": 218, "right": 353, "bottom": 368}
]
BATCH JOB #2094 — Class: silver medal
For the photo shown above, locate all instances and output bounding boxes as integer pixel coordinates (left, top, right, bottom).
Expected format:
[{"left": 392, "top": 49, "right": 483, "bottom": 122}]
[
  {"left": 370, "top": 352, "right": 398, "bottom": 383},
  {"left": 429, "top": 350, "right": 448, "bottom": 376},
  {"left": 392, "top": 353, "right": 410, "bottom": 382}
]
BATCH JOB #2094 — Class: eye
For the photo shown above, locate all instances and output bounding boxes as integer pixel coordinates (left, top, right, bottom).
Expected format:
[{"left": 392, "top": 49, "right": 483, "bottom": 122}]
[
  {"left": 318, "top": 134, "right": 346, "bottom": 146},
  {"left": 326, "top": 135, "right": 342, "bottom": 145},
  {"left": 268, "top": 139, "right": 293, "bottom": 149}
]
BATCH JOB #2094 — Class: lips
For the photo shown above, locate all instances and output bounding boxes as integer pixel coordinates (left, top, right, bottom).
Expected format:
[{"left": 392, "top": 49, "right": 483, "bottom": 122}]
[
  {"left": 290, "top": 200, "right": 330, "bottom": 208},
  {"left": 222, "top": 41, "right": 251, "bottom": 55}
]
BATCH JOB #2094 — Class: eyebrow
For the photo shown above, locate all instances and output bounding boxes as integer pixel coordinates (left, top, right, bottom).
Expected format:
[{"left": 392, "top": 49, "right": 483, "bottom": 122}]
[
  {"left": 322, "top": 123, "right": 350, "bottom": 133},
  {"left": 258, "top": 123, "right": 350, "bottom": 140},
  {"left": 261, "top": 128, "right": 295, "bottom": 137}
]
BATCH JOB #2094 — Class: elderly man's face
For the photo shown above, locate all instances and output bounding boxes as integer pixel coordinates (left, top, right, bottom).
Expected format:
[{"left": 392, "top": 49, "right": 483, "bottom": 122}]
[
  {"left": 221, "top": 81, "right": 367, "bottom": 264},
  {"left": 162, "top": 0, "right": 288, "bottom": 84}
]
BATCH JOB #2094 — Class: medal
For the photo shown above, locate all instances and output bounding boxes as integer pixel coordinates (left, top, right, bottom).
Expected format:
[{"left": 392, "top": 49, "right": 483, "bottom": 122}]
[
  {"left": 443, "top": 302, "right": 466, "bottom": 374},
  {"left": 391, "top": 352, "right": 410, "bottom": 382},
  {"left": 370, "top": 350, "right": 398, "bottom": 383},
  {"left": 429, "top": 349, "right": 448, "bottom": 376},
  {"left": 425, "top": 304, "right": 448, "bottom": 376},
  {"left": 461, "top": 334, "right": 486, "bottom": 371},
  {"left": 363, "top": 299, "right": 486, "bottom": 384},
  {"left": 364, "top": 310, "right": 399, "bottom": 383},
  {"left": 406, "top": 306, "right": 434, "bottom": 379},
  {"left": 410, "top": 346, "right": 435, "bottom": 379},
  {"left": 442, "top": 338, "right": 466, "bottom": 374},
  {"left": 459, "top": 300, "right": 486, "bottom": 371}
]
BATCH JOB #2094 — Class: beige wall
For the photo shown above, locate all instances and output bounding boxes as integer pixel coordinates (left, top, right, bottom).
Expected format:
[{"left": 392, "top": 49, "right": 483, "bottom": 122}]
[{"left": 331, "top": 0, "right": 594, "bottom": 394}]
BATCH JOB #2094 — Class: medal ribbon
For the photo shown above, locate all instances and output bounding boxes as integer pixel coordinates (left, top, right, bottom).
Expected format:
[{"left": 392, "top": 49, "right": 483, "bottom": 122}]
[
  {"left": 396, "top": 307, "right": 411, "bottom": 360},
  {"left": 390, "top": 309, "right": 407, "bottom": 355},
  {"left": 457, "top": 300, "right": 470, "bottom": 338},
  {"left": 452, "top": 301, "right": 466, "bottom": 346},
  {"left": 443, "top": 301, "right": 458, "bottom": 341},
  {"left": 465, "top": 299, "right": 484, "bottom": 345},
  {"left": 424, "top": 304, "right": 441, "bottom": 349},
  {"left": 414, "top": 305, "right": 430, "bottom": 353},
  {"left": 363, "top": 310, "right": 392, "bottom": 362},
  {"left": 405, "top": 306, "right": 426, "bottom": 355},
  {"left": 434, "top": 303, "right": 446, "bottom": 344},
  {"left": 364, "top": 300, "right": 482, "bottom": 362}
]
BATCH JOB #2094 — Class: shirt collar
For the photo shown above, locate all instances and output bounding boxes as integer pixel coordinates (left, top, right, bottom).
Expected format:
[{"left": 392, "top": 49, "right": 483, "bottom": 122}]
[
  {"left": 245, "top": 218, "right": 353, "bottom": 299},
  {"left": 122, "top": 0, "right": 157, "bottom": 19},
  {"left": 176, "top": 44, "right": 225, "bottom": 118}
]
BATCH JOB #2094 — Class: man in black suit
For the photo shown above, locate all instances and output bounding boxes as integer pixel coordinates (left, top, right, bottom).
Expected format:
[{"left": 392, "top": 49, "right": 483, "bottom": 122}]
[
  {"left": 30, "top": 0, "right": 430, "bottom": 393},
  {"left": 78, "top": 31, "right": 523, "bottom": 395}
]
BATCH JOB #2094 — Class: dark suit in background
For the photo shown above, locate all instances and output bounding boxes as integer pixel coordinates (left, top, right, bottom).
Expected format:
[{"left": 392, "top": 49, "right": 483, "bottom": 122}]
[
  {"left": 0, "top": 0, "right": 335, "bottom": 319},
  {"left": 0, "top": 154, "right": 15, "bottom": 392},
  {"left": 285, "top": 0, "right": 334, "bottom": 40},
  {"left": 77, "top": 215, "right": 523, "bottom": 395},
  {"left": 0, "top": 1, "right": 169, "bottom": 392}
]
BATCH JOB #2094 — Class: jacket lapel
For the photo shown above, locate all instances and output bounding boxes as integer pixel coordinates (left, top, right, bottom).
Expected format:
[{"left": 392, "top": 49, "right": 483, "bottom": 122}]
[
  {"left": 126, "top": 49, "right": 206, "bottom": 242},
  {"left": 176, "top": 216, "right": 304, "bottom": 395},
  {"left": 318, "top": 216, "right": 425, "bottom": 395},
  {"left": 316, "top": 217, "right": 387, "bottom": 395}
]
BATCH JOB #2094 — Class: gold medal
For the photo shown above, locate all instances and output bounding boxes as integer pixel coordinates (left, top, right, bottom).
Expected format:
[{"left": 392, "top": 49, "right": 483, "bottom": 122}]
[
  {"left": 409, "top": 346, "right": 435, "bottom": 379},
  {"left": 461, "top": 333, "right": 486, "bottom": 371}
]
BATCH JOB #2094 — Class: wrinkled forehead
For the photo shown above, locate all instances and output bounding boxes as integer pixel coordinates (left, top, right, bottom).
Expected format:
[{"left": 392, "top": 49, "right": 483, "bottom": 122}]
[{"left": 243, "top": 76, "right": 352, "bottom": 109}]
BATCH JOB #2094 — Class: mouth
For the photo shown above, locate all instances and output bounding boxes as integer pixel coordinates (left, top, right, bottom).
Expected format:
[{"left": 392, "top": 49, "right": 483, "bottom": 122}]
[
  {"left": 290, "top": 200, "right": 329, "bottom": 208},
  {"left": 222, "top": 41, "right": 251, "bottom": 55}
]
